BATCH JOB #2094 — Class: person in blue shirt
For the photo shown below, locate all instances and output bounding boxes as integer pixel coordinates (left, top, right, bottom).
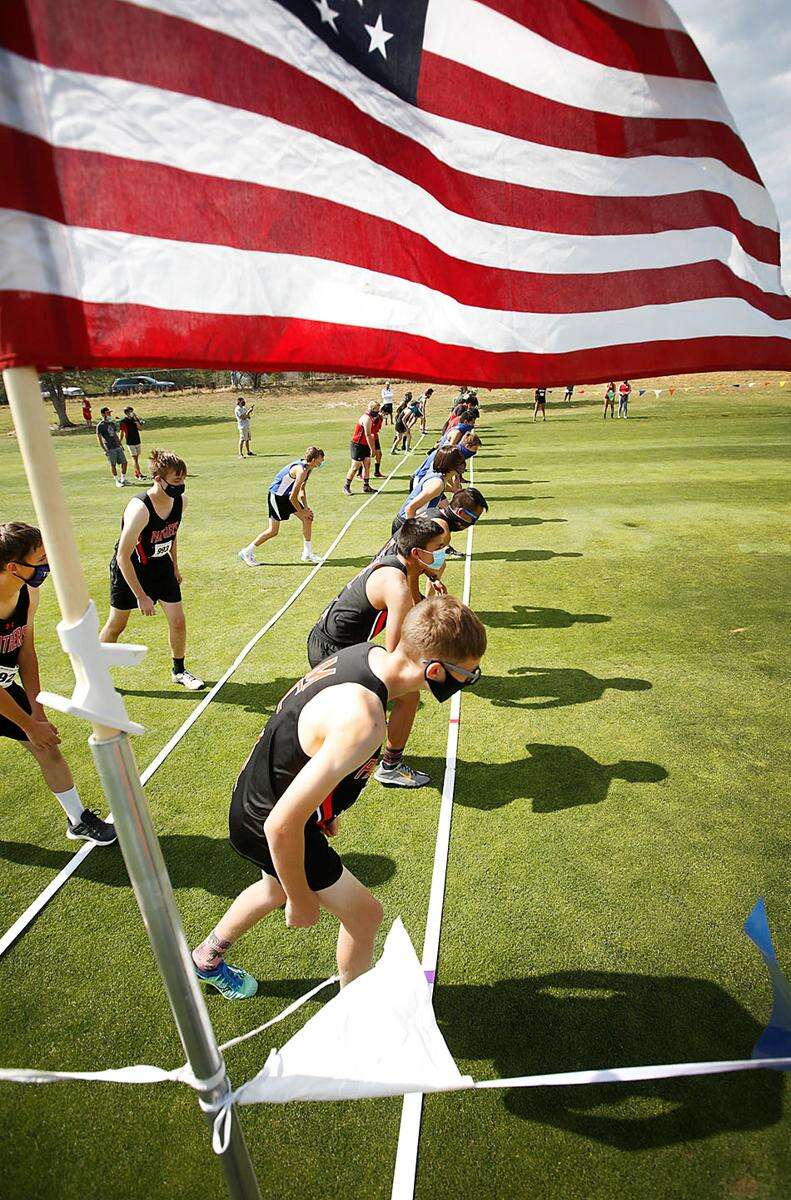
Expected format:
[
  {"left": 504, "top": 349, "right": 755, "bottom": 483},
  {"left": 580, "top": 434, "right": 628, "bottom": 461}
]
[{"left": 239, "top": 446, "right": 325, "bottom": 566}]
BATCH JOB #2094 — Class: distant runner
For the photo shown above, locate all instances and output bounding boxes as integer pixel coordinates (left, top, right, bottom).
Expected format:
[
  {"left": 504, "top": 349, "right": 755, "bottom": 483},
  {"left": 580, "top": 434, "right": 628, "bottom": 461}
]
[
  {"left": 240, "top": 446, "right": 325, "bottom": 565},
  {"left": 564, "top": 384, "right": 574, "bottom": 404},
  {"left": 119, "top": 405, "right": 145, "bottom": 480},
  {"left": 344, "top": 401, "right": 379, "bottom": 495}
]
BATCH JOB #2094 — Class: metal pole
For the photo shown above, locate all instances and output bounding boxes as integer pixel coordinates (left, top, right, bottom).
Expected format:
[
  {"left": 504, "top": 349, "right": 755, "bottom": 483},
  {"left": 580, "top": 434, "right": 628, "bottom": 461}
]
[{"left": 4, "top": 366, "right": 261, "bottom": 1200}]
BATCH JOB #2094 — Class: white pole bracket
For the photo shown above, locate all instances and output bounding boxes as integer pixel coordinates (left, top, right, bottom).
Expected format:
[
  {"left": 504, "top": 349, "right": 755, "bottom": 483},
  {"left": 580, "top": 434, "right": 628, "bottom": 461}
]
[{"left": 37, "top": 600, "right": 147, "bottom": 735}]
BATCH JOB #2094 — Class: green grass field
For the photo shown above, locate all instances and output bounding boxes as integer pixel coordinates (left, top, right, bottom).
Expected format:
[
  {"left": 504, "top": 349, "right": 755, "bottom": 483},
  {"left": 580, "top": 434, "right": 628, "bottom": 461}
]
[{"left": 0, "top": 382, "right": 789, "bottom": 1200}]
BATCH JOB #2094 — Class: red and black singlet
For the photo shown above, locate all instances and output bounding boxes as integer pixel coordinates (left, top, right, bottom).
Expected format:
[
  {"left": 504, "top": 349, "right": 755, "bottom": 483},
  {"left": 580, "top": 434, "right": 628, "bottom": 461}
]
[
  {"left": 0, "top": 585, "right": 29, "bottom": 687},
  {"left": 117, "top": 492, "right": 182, "bottom": 568},
  {"left": 233, "top": 642, "right": 389, "bottom": 833},
  {"left": 312, "top": 555, "right": 407, "bottom": 647}
]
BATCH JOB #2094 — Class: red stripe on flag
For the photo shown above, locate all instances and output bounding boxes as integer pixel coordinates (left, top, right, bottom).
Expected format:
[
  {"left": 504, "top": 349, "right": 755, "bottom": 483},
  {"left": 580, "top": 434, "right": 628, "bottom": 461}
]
[
  {"left": 417, "top": 51, "right": 760, "bottom": 185},
  {"left": 2, "top": 293, "right": 789, "bottom": 381},
  {"left": 479, "top": 0, "right": 713, "bottom": 80},
  {"left": 1, "top": 130, "right": 786, "bottom": 319},
  {"left": 0, "top": 0, "right": 770, "bottom": 254}
]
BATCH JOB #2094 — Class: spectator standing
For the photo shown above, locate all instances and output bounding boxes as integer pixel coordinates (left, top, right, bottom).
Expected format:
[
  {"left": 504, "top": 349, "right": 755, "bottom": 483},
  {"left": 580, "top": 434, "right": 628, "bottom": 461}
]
[
  {"left": 81, "top": 397, "right": 93, "bottom": 425},
  {"left": 380, "top": 381, "right": 394, "bottom": 425},
  {"left": 234, "top": 397, "right": 256, "bottom": 458},
  {"left": 618, "top": 380, "right": 632, "bottom": 418},
  {"left": 96, "top": 406, "right": 128, "bottom": 488},
  {"left": 119, "top": 405, "right": 145, "bottom": 479}
]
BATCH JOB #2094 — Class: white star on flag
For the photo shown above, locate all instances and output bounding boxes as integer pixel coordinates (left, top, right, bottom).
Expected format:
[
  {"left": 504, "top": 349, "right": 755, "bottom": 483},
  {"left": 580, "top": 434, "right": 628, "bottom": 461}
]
[
  {"left": 364, "top": 12, "right": 394, "bottom": 59},
  {"left": 314, "top": 0, "right": 339, "bottom": 33}
]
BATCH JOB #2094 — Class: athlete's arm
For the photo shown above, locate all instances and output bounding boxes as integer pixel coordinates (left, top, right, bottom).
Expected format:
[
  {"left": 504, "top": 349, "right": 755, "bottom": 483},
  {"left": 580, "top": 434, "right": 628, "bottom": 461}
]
[
  {"left": 367, "top": 570, "right": 414, "bottom": 652},
  {"left": 96, "top": 425, "right": 108, "bottom": 451},
  {"left": 289, "top": 466, "right": 311, "bottom": 516},
  {"left": 264, "top": 693, "right": 384, "bottom": 925},
  {"left": 12, "top": 589, "right": 60, "bottom": 749},
  {"left": 361, "top": 413, "right": 375, "bottom": 454},
  {"left": 404, "top": 477, "right": 443, "bottom": 519},
  {"left": 116, "top": 499, "right": 155, "bottom": 615}
]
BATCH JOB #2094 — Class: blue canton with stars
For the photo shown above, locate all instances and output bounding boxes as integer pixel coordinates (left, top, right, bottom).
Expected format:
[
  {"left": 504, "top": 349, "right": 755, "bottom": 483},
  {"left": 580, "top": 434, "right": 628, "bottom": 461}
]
[{"left": 273, "top": 0, "right": 430, "bottom": 104}]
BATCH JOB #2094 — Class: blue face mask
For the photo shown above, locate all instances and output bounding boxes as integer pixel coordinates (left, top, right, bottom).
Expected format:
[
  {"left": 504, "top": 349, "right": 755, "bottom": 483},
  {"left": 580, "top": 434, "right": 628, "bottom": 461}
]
[
  {"left": 11, "top": 561, "right": 50, "bottom": 588},
  {"left": 459, "top": 446, "right": 476, "bottom": 460},
  {"left": 418, "top": 547, "right": 447, "bottom": 571}
]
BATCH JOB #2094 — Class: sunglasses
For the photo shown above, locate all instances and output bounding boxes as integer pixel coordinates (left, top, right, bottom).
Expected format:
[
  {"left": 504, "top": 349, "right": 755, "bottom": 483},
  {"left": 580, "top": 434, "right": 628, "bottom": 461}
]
[{"left": 423, "top": 659, "right": 482, "bottom": 686}]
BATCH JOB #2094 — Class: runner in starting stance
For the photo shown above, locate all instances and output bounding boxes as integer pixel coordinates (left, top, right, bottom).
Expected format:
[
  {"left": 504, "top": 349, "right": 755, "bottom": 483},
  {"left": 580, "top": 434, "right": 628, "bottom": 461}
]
[
  {"left": 344, "top": 401, "right": 379, "bottom": 495},
  {"left": 0, "top": 523, "right": 115, "bottom": 844},
  {"left": 240, "top": 447, "right": 324, "bottom": 566},
  {"left": 191, "top": 595, "right": 486, "bottom": 998},
  {"left": 100, "top": 448, "right": 205, "bottom": 690}
]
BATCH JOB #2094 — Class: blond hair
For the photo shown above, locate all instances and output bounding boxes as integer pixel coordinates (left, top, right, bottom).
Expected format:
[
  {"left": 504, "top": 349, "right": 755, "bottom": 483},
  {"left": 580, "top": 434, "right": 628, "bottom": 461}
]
[
  {"left": 400, "top": 596, "right": 486, "bottom": 663},
  {"left": 149, "top": 448, "right": 187, "bottom": 478}
]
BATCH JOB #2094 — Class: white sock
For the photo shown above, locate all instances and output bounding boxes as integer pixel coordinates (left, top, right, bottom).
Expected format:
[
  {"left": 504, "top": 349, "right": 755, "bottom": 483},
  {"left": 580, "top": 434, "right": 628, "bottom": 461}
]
[
  {"left": 53, "top": 787, "right": 84, "bottom": 824},
  {"left": 245, "top": 543, "right": 257, "bottom": 555},
  {"left": 303, "top": 540, "right": 312, "bottom": 554}
]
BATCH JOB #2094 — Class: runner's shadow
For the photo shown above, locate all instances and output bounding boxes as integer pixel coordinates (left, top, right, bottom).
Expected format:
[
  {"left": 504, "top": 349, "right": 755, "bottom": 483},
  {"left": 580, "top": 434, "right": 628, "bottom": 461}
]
[
  {"left": 436, "top": 972, "right": 783, "bottom": 1149},
  {"left": 410, "top": 744, "right": 666, "bottom": 812},
  {"left": 473, "top": 549, "right": 582, "bottom": 563},
  {"left": 119, "top": 678, "right": 296, "bottom": 712},
  {"left": 0, "top": 839, "right": 395, "bottom": 899},
  {"left": 478, "top": 606, "right": 610, "bottom": 629},
  {"left": 476, "top": 666, "right": 649, "bottom": 708},
  {"left": 483, "top": 517, "right": 566, "bottom": 527}
]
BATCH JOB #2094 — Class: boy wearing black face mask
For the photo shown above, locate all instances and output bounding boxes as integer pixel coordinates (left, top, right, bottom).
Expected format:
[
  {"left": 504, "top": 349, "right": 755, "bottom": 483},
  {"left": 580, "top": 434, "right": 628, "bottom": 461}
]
[
  {"left": 191, "top": 595, "right": 486, "bottom": 1000},
  {"left": 0, "top": 523, "right": 116, "bottom": 845},
  {"left": 100, "top": 448, "right": 205, "bottom": 691}
]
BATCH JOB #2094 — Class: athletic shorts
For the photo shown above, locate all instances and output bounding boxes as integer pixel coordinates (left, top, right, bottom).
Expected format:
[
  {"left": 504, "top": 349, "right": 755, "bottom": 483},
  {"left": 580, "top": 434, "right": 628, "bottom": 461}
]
[
  {"left": 237, "top": 422, "right": 250, "bottom": 436},
  {"left": 125, "top": 440, "right": 141, "bottom": 452},
  {"left": 229, "top": 790, "right": 343, "bottom": 892},
  {"left": 307, "top": 625, "right": 341, "bottom": 669},
  {"left": 109, "top": 556, "right": 182, "bottom": 610},
  {"left": 267, "top": 492, "right": 296, "bottom": 522},
  {"left": 106, "top": 447, "right": 127, "bottom": 467},
  {"left": 380, "top": 402, "right": 393, "bottom": 416},
  {"left": 0, "top": 681, "right": 32, "bottom": 741},
  {"left": 350, "top": 441, "right": 370, "bottom": 462}
]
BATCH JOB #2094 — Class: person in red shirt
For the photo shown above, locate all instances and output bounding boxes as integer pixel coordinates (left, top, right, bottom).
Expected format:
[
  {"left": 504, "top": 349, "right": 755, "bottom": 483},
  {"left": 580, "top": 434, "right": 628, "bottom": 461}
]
[
  {"left": 81, "top": 398, "right": 92, "bottom": 425},
  {"left": 371, "top": 406, "right": 385, "bottom": 479},
  {"left": 343, "top": 400, "right": 380, "bottom": 495},
  {"left": 618, "top": 380, "right": 632, "bottom": 418}
]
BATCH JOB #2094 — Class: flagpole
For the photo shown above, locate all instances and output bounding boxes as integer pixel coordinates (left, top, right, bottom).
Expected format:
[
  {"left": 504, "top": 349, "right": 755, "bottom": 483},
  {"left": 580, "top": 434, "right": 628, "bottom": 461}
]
[{"left": 3, "top": 366, "right": 261, "bottom": 1200}]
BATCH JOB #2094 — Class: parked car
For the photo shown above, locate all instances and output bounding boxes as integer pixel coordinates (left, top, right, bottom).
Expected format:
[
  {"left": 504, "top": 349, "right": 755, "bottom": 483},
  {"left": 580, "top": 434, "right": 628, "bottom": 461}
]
[
  {"left": 110, "top": 375, "right": 177, "bottom": 394},
  {"left": 62, "top": 386, "right": 86, "bottom": 397}
]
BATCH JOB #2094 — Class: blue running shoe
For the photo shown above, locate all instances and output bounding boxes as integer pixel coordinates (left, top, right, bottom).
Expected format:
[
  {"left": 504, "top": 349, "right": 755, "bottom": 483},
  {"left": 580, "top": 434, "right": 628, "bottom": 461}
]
[{"left": 194, "top": 959, "right": 258, "bottom": 1000}]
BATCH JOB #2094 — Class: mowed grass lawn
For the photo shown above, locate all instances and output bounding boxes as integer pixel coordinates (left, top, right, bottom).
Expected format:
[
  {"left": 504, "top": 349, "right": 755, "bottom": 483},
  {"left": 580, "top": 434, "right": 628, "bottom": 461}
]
[{"left": 0, "top": 383, "right": 788, "bottom": 1200}]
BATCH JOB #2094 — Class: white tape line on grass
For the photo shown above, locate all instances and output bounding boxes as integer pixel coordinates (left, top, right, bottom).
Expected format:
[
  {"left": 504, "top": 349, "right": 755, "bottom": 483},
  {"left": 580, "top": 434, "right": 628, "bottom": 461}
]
[
  {"left": 0, "top": 438, "right": 424, "bottom": 961},
  {"left": 391, "top": 463, "right": 476, "bottom": 1200}
]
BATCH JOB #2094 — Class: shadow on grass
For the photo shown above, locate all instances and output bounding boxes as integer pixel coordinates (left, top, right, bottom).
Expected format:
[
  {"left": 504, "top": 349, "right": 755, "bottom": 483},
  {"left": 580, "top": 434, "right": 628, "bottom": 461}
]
[
  {"left": 412, "top": 743, "right": 666, "bottom": 812},
  {"left": 119, "top": 677, "right": 296, "bottom": 712},
  {"left": 485, "top": 495, "right": 554, "bottom": 503},
  {"left": 473, "top": 549, "right": 582, "bottom": 563},
  {"left": 476, "top": 667, "right": 649, "bottom": 709},
  {"left": 477, "top": 605, "right": 609, "bottom": 629},
  {"left": 436, "top": 972, "right": 783, "bottom": 1149},
  {"left": 482, "top": 517, "right": 567, "bottom": 528},
  {"left": 0, "top": 838, "right": 395, "bottom": 900}
]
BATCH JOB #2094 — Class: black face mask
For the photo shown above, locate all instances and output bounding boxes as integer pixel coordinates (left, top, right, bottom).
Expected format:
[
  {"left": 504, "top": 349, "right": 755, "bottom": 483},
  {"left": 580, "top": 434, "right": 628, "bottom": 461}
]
[
  {"left": 423, "top": 661, "right": 481, "bottom": 703},
  {"left": 11, "top": 561, "right": 50, "bottom": 589},
  {"left": 163, "top": 481, "right": 185, "bottom": 497}
]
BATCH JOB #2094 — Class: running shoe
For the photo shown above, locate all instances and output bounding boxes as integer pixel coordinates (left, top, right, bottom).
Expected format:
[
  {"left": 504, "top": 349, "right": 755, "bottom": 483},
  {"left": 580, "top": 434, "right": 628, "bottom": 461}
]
[
  {"left": 194, "top": 959, "right": 258, "bottom": 1000},
  {"left": 342, "top": 484, "right": 352, "bottom": 495},
  {"left": 115, "top": 478, "right": 125, "bottom": 488},
  {"left": 373, "top": 470, "right": 383, "bottom": 478},
  {"left": 445, "top": 545, "right": 465, "bottom": 559},
  {"left": 238, "top": 548, "right": 259, "bottom": 566},
  {"left": 301, "top": 551, "right": 322, "bottom": 564},
  {"left": 67, "top": 809, "right": 117, "bottom": 845},
  {"left": 374, "top": 761, "right": 431, "bottom": 788},
  {"left": 172, "top": 669, "right": 206, "bottom": 691},
  {"left": 362, "top": 482, "right": 375, "bottom": 493}
]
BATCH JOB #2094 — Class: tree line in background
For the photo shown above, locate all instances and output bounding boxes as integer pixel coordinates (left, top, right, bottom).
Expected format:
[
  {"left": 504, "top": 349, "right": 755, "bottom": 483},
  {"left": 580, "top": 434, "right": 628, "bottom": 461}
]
[{"left": 0, "top": 369, "right": 342, "bottom": 428}]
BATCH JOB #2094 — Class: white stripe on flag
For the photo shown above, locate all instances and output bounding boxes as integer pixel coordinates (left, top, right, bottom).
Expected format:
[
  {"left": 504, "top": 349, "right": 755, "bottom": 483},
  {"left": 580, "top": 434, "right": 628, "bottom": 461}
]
[
  {"left": 424, "top": 0, "right": 731, "bottom": 124},
  {"left": 1, "top": 47, "right": 773, "bottom": 235},
  {"left": 2, "top": 212, "right": 789, "bottom": 353}
]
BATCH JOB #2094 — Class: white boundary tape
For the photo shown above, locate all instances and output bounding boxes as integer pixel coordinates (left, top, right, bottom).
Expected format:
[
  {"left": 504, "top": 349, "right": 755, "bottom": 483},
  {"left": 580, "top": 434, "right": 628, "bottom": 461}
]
[
  {"left": 0, "top": 437, "right": 424, "bottom": 960},
  {"left": 391, "top": 460, "right": 476, "bottom": 1200}
]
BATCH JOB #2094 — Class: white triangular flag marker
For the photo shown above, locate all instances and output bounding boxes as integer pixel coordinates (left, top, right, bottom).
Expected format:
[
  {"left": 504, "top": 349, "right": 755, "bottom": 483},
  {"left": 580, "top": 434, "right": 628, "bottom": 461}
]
[{"left": 234, "top": 920, "right": 471, "bottom": 1106}]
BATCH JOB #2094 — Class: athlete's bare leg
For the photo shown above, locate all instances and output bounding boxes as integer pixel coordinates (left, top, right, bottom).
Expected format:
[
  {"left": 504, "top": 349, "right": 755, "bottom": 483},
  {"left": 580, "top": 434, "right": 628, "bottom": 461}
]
[
  {"left": 210, "top": 873, "right": 288, "bottom": 945},
  {"left": 100, "top": 606, "right": 132, "bottom": 642},
  {"left": 23, "top": 742, "right": 75, "bottom": 792},
  {"left": 386, "top": 691, "right": 420, "bottom": 755},
  {"left": 298, "top": 511, "right": 314, "bottom": 540},
  {"left": 251, "top": 519, "right": 281, "bottom": 548},
  {"left": 318, "top": 867, "right": 384, "bottom": 987},
  {"left": 160, "top": 599, "right": 187, "bottom": 659}
]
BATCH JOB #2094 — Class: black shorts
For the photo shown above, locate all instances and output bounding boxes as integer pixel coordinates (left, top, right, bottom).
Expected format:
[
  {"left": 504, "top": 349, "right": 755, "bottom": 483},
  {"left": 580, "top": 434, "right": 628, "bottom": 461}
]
[
  {"left": 350, "top": 441, "right": 370, "bottom": 462},
  {"left": 0, "top": 682, "right": 32, "bottom": 741},
  {"left": 380, "top": 402, "right": 393, "bottom": 416},
  {"left": 268, "top": 492, "right": 296, "bottom": 522},
  {"left": 307, "top": 625, "right": 341, "bottom": 669},
  {"left": 229, "top": 790, "right": 343, "bottom": 892},
  {"left": 109, "top": 556, "right": 182, "bottom": 610}
]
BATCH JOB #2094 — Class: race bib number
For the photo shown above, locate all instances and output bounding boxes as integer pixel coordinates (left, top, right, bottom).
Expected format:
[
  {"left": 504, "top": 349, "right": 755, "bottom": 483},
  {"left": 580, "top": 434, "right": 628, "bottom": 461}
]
[
  {"left": 0, "top": 665, "right": 18, "bottom": 688},
  {"left": 152, "top": 540, "right": 173, "bottom": 559}
]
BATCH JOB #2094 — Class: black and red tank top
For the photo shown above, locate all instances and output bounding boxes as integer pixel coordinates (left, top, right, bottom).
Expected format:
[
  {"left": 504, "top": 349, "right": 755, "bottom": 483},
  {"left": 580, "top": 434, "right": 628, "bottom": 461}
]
[
  {"left": 233, "top": 642, "right": 389, "bottom": 833},
  {"left": 0, "top": 585, "right": 30, "bottom": 687},
  {"left": 117, "top": 492, "right": 183, "bottom": 567},
  {"left": 314, "top": 556, "right": 407, "bottom": 646},
  {"left": 352, "top": 417, "right": 372, "bottom": 446}
]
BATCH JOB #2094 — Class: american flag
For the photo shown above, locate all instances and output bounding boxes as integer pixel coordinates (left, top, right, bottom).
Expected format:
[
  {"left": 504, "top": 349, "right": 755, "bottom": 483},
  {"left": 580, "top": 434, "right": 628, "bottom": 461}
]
[{"left": 1, "top": 0, "right": 789, "bottom": 385}]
